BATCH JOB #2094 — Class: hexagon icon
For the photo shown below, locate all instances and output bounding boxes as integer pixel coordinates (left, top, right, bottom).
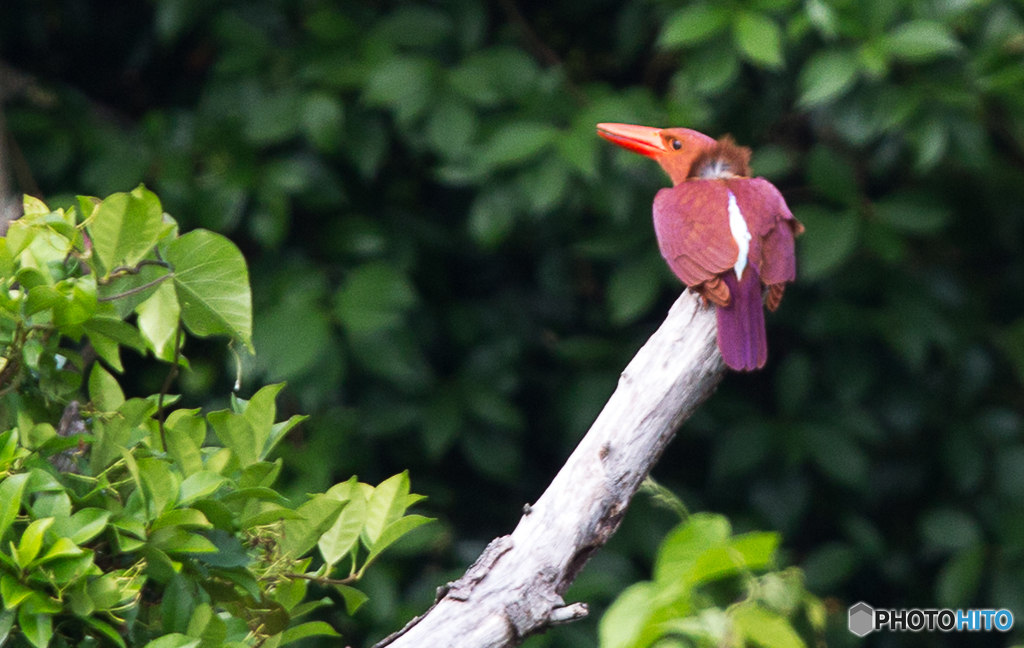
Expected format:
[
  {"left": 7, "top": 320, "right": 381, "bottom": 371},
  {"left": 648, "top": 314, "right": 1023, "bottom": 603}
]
[{"left": 849, "top": 602, "right": 874, "bottom": 637}]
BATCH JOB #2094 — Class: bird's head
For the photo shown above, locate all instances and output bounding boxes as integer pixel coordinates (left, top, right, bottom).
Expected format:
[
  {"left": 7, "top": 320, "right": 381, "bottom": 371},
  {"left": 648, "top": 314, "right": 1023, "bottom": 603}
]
[{"left": 597, "top": 123, "right": 750, "bottom": 185}]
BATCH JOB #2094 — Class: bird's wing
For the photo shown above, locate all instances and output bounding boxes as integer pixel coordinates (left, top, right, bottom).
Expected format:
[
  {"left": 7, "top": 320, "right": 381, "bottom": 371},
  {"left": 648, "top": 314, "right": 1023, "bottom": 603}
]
[
  {"left": 652, "top": 182, "right": 738, "bottom": 287},
  {"left": 727, "top": 177, "right": 802, "bottom": 286}
]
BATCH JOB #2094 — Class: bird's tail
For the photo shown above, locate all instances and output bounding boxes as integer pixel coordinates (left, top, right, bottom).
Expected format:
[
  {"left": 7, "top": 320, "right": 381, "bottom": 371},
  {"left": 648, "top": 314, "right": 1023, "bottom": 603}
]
[{"left": 716, "top": 269, "right": 767, "bottom": 371}]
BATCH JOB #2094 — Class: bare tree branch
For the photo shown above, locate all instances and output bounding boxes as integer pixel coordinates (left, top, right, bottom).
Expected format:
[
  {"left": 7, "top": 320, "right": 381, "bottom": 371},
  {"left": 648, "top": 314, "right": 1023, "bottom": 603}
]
[{"left": 376, "top": 289, "right": 725, "bottom": 648}]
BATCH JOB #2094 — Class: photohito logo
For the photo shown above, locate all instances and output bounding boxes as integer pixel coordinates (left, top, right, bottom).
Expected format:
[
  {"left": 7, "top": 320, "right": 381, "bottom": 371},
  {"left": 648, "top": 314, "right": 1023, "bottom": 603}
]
[{"left": 848, "top": 602, "right": 1014, "bottom": 636}]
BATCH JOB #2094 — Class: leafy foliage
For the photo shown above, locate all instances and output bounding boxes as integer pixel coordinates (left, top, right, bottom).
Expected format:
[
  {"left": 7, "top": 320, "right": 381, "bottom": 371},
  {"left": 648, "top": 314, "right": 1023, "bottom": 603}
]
[
  {"left": 3, "top": 0, "right": 1024, "bottom": 645},
  {"left": 601, "top": 513, "right": 823, "bottom": 648},
  {"left": 0, "top": 194, "right": 430, "bottom": 647}
]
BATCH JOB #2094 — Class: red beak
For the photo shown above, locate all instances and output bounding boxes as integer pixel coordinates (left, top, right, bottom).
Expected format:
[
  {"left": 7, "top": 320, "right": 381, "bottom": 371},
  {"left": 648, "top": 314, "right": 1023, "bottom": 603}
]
[{"left": 596, "top": 123, "right": 667, "bottom": 158}]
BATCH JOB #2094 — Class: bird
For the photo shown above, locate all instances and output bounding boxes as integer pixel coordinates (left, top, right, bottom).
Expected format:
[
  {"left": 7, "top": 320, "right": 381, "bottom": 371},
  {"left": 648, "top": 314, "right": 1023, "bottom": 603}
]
[{"left": 597, "top": 123, "right": 803, "bottom": 371}]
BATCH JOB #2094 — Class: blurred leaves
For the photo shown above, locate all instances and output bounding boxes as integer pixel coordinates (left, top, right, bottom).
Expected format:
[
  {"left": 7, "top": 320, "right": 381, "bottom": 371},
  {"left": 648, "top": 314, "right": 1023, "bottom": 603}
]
[{"left": 600, "top": 513, "right": 821, "bottom": 648}]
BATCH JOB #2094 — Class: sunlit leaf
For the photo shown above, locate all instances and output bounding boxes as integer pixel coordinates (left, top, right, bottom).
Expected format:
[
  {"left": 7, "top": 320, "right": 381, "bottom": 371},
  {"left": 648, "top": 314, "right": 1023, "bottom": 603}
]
[
  {"left": 86, "top": 185, "right": 164, "bottom": 273},
  {"left": 165, "top": 229, "right": 253, "bottom": 350},
  {"left": 731, "top": 603, "right": 803, "bottom": 648}
]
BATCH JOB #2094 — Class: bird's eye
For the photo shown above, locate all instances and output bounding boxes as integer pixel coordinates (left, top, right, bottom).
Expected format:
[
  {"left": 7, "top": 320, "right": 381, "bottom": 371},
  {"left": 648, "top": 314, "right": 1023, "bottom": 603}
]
[{"left": 671, "top": 139, "right": 682, "bottom": 150}]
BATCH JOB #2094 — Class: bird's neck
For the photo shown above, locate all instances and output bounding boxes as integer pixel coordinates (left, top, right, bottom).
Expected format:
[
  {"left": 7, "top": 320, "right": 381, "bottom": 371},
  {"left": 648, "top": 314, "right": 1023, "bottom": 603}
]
[{"left": 685, "top": 136, "right": 752, "bottom": 182}]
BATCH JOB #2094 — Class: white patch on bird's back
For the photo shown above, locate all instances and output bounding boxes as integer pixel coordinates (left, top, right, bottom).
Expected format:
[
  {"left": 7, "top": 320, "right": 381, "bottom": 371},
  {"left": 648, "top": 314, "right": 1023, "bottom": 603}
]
[{"left": 727, "top": 191, "right": 751, "bottom": 279}]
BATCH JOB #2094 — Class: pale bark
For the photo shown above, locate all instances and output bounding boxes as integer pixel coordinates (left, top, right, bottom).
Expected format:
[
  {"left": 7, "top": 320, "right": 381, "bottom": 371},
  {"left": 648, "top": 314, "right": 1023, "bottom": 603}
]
[{"left": 376, "top": 289, "right": 725, "bottom": 648}]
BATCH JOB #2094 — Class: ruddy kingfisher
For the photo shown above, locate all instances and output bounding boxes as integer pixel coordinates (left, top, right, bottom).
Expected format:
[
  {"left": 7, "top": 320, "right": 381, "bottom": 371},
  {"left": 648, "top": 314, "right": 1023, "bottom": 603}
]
[{"left": 597, "top": 123, "right": 803, "bottom": 371}]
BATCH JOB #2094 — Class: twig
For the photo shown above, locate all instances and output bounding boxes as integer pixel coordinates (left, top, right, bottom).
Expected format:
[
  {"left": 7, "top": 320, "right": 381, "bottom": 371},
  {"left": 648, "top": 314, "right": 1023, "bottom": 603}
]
[
  {"left": 285, "top": 572, "right": 358, "bottom": 587},
  {"left": 97, "top": 273, "right": 172, "bottom": 302},
  {"left": 374, "top": 290, "right": 725, "bottom": 648},
  {"left": 99, "top": 259, "right": 173, "bottom": 284}
]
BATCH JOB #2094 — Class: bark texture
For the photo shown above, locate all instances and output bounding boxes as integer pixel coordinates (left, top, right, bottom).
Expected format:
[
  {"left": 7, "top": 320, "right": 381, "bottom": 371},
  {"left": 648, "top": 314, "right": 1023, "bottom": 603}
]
[{"left": 376, "top": 289, "right": 726, "bottom": 648}]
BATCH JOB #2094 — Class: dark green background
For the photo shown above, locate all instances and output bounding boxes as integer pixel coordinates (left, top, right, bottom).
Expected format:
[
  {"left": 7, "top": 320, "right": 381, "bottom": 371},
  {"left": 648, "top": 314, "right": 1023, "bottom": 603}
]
[{"left": 3, "top": 0, "right": 1024, "bottom": 645}]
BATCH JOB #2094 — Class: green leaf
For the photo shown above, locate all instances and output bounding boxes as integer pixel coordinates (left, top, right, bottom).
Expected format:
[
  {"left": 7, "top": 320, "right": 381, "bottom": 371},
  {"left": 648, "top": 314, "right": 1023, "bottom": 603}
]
[
  {"left": 91, "top": 398, "right": 157, "bottom": 472},
  {"left": 288, "top": 596, "right": 332, "bottom": 620},
  {"left": 150, "top": 528, "right": 218, "bottom": 554},
  {"left": 165, "top": 409, "right": 205, "bottom": 473},
  {"left": 0, "top": 609, "right": 15, "bottom": 646},
  {"left": 15, "top": 518, "right": 53, "bottom": 568},
  {"left": 135, "top": 280, "right": 181, "bottom": 361},
  {"left": 56, "top": 508, "right": 112, "bottom": 545},
  {"left": 658, "top": 608, "right": 730, "bottom": 646},
  {"left": 795, "top": 206, "right": 859, "bottom": 281},
  {"left": 733, "top": 12, "right": 784, "bottom": 69},
  {"left": 86, "top": 185, "right": 164, "bottom": 273},
  {"left": 999, "top": 319, "right": 1024, "bottom": 387},
  {"left": 89, "top": 363, "right": 126, "bottom": 412},
  {"left": 363, "top": 56, "right": 436, "bottom": 123},
  {"left": 798, "top": 49, "right": 859, "bottom": 106},
  {"left": 920, "top": 509, "right": 981, "bottom": 552},
  {"left": 468, "top": 186, "right": 517, "bottom": 247},
  {"left": 254, "top": 294, "right": 334, "bottom": 381},
  {"left": 35, "top": 537, "right": 85, "bottom": 564},
  {"left": 658, "top": 3, "right": 730, "bottom": 48},
  {"left": 477, "top": 122, "right": 558, "bottom": 170},
  {"left": 806, "top": 145, "right": 858, "bottom": 205},
  {"left": 19, "top": 593, "right": 62, "bottom": 614},
  {"left": 179, "top": 472, "right": 228, "bottom": 505},
  {"left": 272, "top": 576, "right": 308, "bottom": 611},
  {"left": 654, "top": 513, "right": 731, "bottom": 585},
  {"left": 0, "top": 430, "right": 21, "bottom": 471},
  {"left": 162, "top": 575, "right": 197, "bottom": 635},
  {"left": 139, "top": 457, "right": 179, "bottom": 518},
  {"left": 874, "top": 192, "right": 951, "bottom": 234},
  {"left": 320, "top": 482, "right": 367, "bottom": 567},
  {"left": 806, "top": 427, "right": 868, "bottom": 487},
  {"left": 197, "top": 531, "right": 252, "bottom": 568},
  {"left": 363, "top": 514, "right": 432, "bottom": 569},
  {"left": 0, "top": 473, "right": 29, "bottom": 540},
  {"left": 240, "top": 504, "right": 306, "bottom": 529},
  {"left": 241, "top": 383, "right": 288, "bottom": 461},
  {"left": 301, "top": 92, "right": 345, "bottom": 152},
  {"left": 264, "top": 415, "right": 307, "bottom": 461},
  {"left": 730, "top": 532, "right": 780, "bottom": 570},
  {"left": 209, "top": 410, "right": 258, "bottom": 467},
  {"left": 607, "top": 254, "right": 664, "bottom": 325},
  {"left": 936, "top": 545, "right": 984, "bottom": 608},
  {"left": 362, "top": 472, "right": 411, "bottom": 546},
  {"left": 239, "top": 461, "right": 282, "bottom": 489},
  {"left": 222, "top": 487, "right": 291, "bottom": 506},
  {"left": 281, "top": 495, "right": 345, "bottom": 559},
  {"left": 884, "top": 21, "right": 961, "bottom": 62},
  {"left": 280, "top": 621, "right": 340, "bottom": 645},
  {"left": 83, "top": 317, "right": 148, "bottom": 354},
  {"left": 142, "top": 634, "right": 201, "bottom": 648},
  {"left": 1, "top": 574, "right": 36, "bottom": 608},
  {"left": 165, "top": 229, "right": 253, "bottom": 351},
  {"left": 334, "top": 263, "right": 417, "bottom": 335},
  {"left": 83, "top": 617, "right": 127, "bottom": 648},
  {"left": 802, "top": 542, "right": 857, "bottom": 591},
  {"left": 731, "top": 602, "right": 803, "bottom": 648},
  {"left": 17, "top": 608, "right": 53, "bottom": 648},
  {"left": 598, "top": 581, "right": 660, "bottom": 648},
  {"left": 335, "top": 584, "right": 369, "bottom": 615},
  {"left": 152, "top": 509, "right": 213, "bottom": 531}
]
